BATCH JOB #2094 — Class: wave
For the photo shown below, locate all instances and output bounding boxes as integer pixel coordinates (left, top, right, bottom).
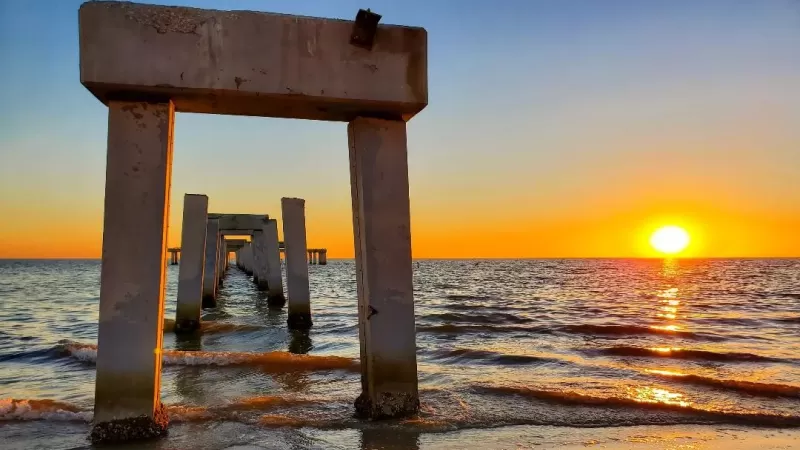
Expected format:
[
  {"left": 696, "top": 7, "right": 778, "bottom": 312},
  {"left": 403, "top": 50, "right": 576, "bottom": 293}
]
[
  {"left": 416, "top": 324, "right": 538, "bottom": 334},
  {"left": 0, "top": 347, "right": 60, "bottom": 363},
  {"left": 592, "top": 346, "right": 787, "bottom": 363},
  {"left": 0, "top": 399, "right": 91, "bottom": 422},
  {"left": 162, "top": 318, "right": 263, "bottom": 334},
  {"left": 476, "top": 385, "right": 800, "bottom": 427},
  {"left": 1, "top": 396, "right": 325, "bottom": 424},
  {"left": 559, "top": 324, "right": 718, "bottom": 340},
  {"left": 167, "top": 395, "right": 323, "bottom": 423},
  {"left": 644, "top": 370, "right": 800, "bottom": 398},
  {"left": 428, "top": 348, "right": 559, "bottom": 366},
  {"left": 445, "top": 295, "right": 497, "bottom": 302},
  {"left": 425, "top": 312, "right": 533, "bottom": 325},
  {"left": 59, "top": 341, "right": 358, "bottom": 372},
  {"left": 774, "top": 317, "right": 800, "bottom": 324}
]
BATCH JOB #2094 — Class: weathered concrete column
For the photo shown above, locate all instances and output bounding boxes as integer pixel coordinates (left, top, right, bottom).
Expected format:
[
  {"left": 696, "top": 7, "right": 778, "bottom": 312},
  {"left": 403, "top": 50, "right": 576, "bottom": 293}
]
[
  {"left": 319, "top": 249, "right": 327, "bottom": 265},
  {"left": 246, "top": 243, "right": 254, "bottom": 275},
  {"left": 263, "top": 219, "right": 286, "bottom": 306},
  {"left": 251, "top": 230, "right": 270, "bottom": 291},
  {"left": 91, "top": 100, "right": 174, "bottom": 443},
  {"left": 174, "top": 194, "right": 208, "bottom": 333},
  {"left": 348, "top": 117, "right": 418, "bottom": 419},
  {"left": 201, "top": 219, "right": 220, "bottom": 308},
  {"left": 282, "top": 198, "right": 311, "bottom": 329},
  {"left": 216, "top": 238, "right": 225, "bottom": 287}
]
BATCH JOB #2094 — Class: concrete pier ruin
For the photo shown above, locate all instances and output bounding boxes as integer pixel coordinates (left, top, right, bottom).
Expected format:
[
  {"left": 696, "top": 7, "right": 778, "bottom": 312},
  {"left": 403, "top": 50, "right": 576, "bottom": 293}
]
[
  {"left": 201, "top": 219, "right": 220, "bottom": 308},
  {"left": 167, "top": 248, "right": 180, "bottom": 265},
  {"left": 282, "top": 198, "right": 312, "bottom": 329},
  {"left": 80, "top": 0, "right": 427, "bottom": 441},
  {"left": 175, "top": 194, "right": 208, "bottom": 332}
]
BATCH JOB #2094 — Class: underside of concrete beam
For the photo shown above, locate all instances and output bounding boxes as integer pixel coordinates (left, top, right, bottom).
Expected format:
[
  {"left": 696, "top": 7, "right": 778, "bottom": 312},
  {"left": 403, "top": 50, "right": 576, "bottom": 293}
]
[
  {"left": 208, "top": 214, "right": 269, "bottom": 231},
  {"left": 79, "top": 2, "right": 428, "bottom": 122}
]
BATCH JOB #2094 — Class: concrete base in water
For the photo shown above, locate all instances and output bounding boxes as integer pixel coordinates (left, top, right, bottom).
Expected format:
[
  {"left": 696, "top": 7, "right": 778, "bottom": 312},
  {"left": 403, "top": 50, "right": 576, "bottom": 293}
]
[
  {"left": 354, "top": 391, "right": 419, "bottom": 419},
  {"left": 255, "top": 278, "right": 269, "bottom": 291},
  {"left": 90, "top": 403, "right": 168, "bottom": 444},
  {"left": 267, "top": 293, "right": 287, "bottom": 308},
  {"left": 287, "top": 312, "right": 312, "bottom": 330},
  {"left": 202, "top": 295, "right": 216, "bottom": 309},
  {"left": 174, "top": 319, "right": 199, "bottom": 333}
]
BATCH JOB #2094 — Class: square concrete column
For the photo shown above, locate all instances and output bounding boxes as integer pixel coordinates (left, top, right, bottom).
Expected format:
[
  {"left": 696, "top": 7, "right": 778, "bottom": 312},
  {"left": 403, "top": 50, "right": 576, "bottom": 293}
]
[
  {"left": 263, "top": 219, "right": 286, "bottom": 306},
  {"left": 216, "top": 237, "right": 225, "bottom": 287},
  {"left": 251, "top": 230, "right": 270, "bottom": 291},
  {"left": 91, "top": 101, "right": 174, "bottom": 443},
  {"left": 281, "top": 198, "right": 311, "bottom": 329},
  {"left": 319, "top": 249, "right": 327, "bottom": 265},
  {"left": 201, "top": 219, "right": 220, "bottom": 308},
  {"left": 175, "top": 194, "right": 208, "bottom": 333},
  {"left": 348, "top": 117, "right": 418, "bottom": 419}
]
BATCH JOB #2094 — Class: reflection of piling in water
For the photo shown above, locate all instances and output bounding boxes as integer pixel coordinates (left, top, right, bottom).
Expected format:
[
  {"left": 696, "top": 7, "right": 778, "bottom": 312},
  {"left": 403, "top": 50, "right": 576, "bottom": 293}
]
[
  {"left": 361, "top": 428, "right": 421, "bottom": 450},
  {"left": 81, "top": 0, "right": 426, "bottom": 442}
]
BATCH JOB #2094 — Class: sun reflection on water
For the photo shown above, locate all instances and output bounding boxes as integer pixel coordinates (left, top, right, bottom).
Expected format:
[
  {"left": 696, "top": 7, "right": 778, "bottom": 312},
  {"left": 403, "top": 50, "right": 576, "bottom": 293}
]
[{"left": 626, "top": 386, "right": 691, "bottom": 407}]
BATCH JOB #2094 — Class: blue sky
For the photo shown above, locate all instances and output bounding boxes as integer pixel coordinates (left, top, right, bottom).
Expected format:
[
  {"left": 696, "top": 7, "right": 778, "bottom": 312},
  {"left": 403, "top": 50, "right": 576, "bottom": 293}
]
[{"left": 1, "top": 0, "right": 798, "bottom": 257}]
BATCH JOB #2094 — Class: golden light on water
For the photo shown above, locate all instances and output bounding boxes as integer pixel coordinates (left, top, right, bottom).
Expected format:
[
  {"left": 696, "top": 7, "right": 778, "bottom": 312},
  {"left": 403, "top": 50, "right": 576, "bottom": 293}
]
[
  {"left": 627, "top": 386, "right": 691, "bottom": 407},
  {"left": 650, "top": 225, "right": 691, "bottom": 255}
]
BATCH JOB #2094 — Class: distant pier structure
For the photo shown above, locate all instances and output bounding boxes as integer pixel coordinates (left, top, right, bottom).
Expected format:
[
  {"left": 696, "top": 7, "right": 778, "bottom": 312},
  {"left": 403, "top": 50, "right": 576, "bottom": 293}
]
[
  {"left": 167, "top": 248, "right": 180, "bottom": 265},
  {"left": 79, "top": 0, "right": 427, "bottom": 444}
]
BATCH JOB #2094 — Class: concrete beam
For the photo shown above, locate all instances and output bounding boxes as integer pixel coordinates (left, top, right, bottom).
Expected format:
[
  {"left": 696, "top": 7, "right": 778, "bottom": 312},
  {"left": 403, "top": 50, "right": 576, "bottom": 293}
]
[
  {"left": 79, "top": 2, "right": 427, "bottom": 121},
  {"left": 91, "top": 101, "right": 173, "bottom": 443},
  {"left": 208, "top": 213, "right": 268, "bottom": 232},
  {"left": 175, "top": 194, "right": 208, "bottom": 332}
]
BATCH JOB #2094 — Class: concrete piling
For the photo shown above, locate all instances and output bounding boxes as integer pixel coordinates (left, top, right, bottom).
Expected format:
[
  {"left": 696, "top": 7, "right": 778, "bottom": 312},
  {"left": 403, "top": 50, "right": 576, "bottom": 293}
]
[
  {"left": 251, "top": 230, "right": 270, "bottom": 291},
  {"left": 263, "top": 219, "right": 286, "bottom": 306},
  {"left": 201, "top": 220, "right": 220, "bottom": 308},
  {"left": 175, "top": 194, "right": 208, "bottom": 332},
  {"left": 319, "top": 249, "right": 327, "bottom": 265},
  {"left": 91, "top": 100, "right": 173, "bottom": 443},
  {"left": 282, "top": 198, "right": 311, "bottom": 329},
  {"left": 348, "top": 117, "right": 419, "bottom": 419},
  {"left": 80, "top": 1, "right": 427, "bottom": 440}
]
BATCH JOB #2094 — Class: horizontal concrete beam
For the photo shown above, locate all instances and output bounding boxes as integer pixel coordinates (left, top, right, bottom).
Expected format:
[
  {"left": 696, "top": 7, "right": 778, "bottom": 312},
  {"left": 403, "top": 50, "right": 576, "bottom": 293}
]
[
  {"left": 208, "top": 214, "right": 268, "bottom": 231},
  {"left": 79, "top": 2, "right": 428, "bottom": 122}
]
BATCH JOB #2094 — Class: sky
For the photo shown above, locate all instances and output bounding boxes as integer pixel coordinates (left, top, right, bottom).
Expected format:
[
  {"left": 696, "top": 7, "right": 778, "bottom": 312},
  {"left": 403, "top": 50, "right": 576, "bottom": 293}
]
[{"left": 0, "top": 0, "right": 798, "bottom": 258}]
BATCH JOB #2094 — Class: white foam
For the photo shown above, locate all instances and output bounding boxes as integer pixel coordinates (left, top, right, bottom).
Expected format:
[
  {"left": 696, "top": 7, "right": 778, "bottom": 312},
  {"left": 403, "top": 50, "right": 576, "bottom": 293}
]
[{"left": 0, "top": 399, "right": 91, "bottom": 422}]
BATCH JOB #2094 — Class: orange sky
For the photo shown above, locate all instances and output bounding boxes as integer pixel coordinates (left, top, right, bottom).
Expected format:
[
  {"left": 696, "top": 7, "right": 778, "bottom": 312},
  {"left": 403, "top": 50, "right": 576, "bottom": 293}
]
[{"left": 1, "top": 0, "right": 798, "bottom": 259}]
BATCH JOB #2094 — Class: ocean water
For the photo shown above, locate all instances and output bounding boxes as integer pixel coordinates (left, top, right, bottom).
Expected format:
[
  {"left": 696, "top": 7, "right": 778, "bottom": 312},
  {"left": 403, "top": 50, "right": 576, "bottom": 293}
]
[{"left": 1, "top": 258, "right": 799, "bottom": 449}]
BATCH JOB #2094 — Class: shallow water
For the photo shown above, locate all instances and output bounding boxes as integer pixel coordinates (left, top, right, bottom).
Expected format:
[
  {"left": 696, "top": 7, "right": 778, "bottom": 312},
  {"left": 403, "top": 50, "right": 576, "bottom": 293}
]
[{"left": 1, "top": 258, "right": 799, "bottom": 448}]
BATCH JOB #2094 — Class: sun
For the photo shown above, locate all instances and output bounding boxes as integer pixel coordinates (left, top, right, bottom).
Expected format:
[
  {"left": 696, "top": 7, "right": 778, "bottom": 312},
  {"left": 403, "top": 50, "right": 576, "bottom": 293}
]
[{"left": 650, "top": 225, "right": 690, "bottom": 255}]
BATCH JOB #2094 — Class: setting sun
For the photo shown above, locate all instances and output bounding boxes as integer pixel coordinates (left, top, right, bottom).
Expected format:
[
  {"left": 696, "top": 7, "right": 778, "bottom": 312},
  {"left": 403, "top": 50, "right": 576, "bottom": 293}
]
[{"left": 650, "top": 226, "right": 690, "bottom": 255}]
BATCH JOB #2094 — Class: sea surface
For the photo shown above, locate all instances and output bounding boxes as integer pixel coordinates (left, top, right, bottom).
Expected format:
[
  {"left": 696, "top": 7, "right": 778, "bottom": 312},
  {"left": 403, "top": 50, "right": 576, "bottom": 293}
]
[{"left": 1, "top": 258, "right": 799, "bottom": 449}]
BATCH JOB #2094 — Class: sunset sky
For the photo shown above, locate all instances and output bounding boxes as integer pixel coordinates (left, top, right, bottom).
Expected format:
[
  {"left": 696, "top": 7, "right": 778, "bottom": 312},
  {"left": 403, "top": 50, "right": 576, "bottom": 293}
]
[{"left": 0, "top": 0, "right": 798, "bottom": 258}]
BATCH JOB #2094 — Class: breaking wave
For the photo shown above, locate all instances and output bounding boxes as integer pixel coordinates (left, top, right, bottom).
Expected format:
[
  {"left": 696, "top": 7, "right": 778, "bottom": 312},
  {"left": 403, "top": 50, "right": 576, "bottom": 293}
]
[
  {"left": 644, "top": 370, "right": 800, "bottom": 398},
  {"left": 476, "top": 385, "right": 800, "bottom": 427},
  {"left": 0, "top": 399, "right": 91, "bottom": 422},
  {"left": 59, "top": 341, "right": 357, "bottom": 372}
]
